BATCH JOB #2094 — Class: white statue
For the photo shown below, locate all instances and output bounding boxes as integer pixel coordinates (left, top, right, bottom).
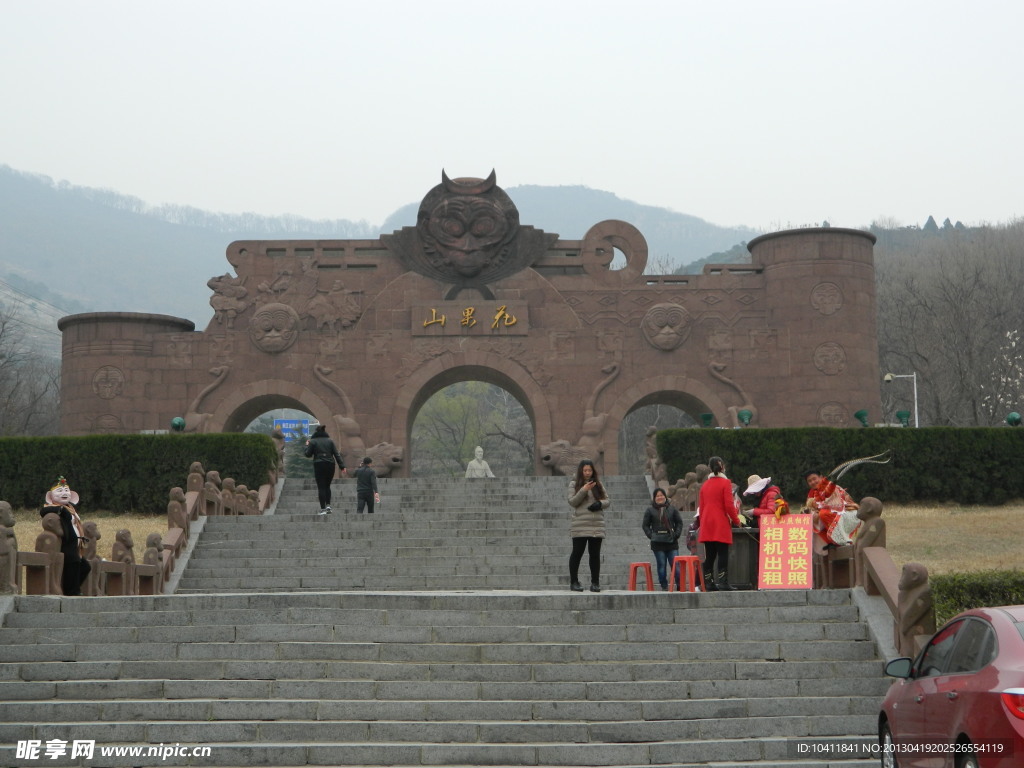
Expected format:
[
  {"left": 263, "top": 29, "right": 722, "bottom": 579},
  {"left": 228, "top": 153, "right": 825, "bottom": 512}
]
[{"left": 465, "top": 446, "right": 496, "bottom": 478}]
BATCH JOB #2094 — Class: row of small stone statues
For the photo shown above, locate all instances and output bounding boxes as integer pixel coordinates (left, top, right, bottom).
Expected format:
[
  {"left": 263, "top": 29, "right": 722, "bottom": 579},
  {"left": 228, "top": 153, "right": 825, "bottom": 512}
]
[{"left": 0, "top": 461, "right": 274, "bottom": 597}]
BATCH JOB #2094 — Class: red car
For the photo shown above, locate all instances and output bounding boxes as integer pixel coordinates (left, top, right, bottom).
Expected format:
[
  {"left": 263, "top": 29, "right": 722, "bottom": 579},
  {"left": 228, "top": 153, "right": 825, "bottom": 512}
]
[{"left": 879, "top": 605, "right": 1024, "bottom": 768}]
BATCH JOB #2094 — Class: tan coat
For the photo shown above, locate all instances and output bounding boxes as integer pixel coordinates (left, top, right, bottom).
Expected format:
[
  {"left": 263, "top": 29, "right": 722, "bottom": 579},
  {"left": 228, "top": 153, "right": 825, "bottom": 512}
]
[{"left": 568, "top": 481, "right": 610, "bottom": 538}]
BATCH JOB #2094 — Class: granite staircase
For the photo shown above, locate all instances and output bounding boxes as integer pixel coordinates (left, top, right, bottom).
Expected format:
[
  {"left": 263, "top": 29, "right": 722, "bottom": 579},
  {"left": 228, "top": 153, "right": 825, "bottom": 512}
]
[
  {"left": 0, "top": 475, "right": 884, "bottom": 767},
  {"left": 175, "top": 475, "right": 658, "bottom": 593}
]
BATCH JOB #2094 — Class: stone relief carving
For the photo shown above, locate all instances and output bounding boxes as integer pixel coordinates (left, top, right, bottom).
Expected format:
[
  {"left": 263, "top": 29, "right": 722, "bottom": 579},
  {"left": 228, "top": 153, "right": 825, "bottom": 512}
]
[
  {"left": 539, "top": 440, "right": 592, "bottom": 477},
  {"left": 367, "top": 333, "right": 391, "bottom": 360},
  {"left": 596, "top": 330, "right": 624, "bottom": 354},
  {"left": 208, "top": 273, "right": 251, "bottom": 328},
  {"left": 314, "top": 364, "right": 368, "bottom": 467},
  {"left": 641, "top": 303, "right": 691, "bottom": 351},
  {"left": 92, "top": 366, "right": 125, "bottom": 399},
  {"left": 167, "top": 338, "right": 193, "bottom": 368},
  {"left": 548, "top": 331, "right": 575, "bottom": 360},
  {"left": 209, "top": 335, "right": 234, "bottom": 364},
  {"left": 813, "top": 342, "right": 847, "bottom": 375},
  {"left": 364, "top": 442, "right": 404, "bottom": 477},
  {"left": 542, "top": 363, "right": 620, "bottom": 474},
  {"left": 397, "top": 341, "right": 452, "bottom": 381},
  {"left": 249, "top": 303, "right": 301, "bottom": 353},
  {"left": 811, "top": 282, "right": 844, "bottom": 315},
  {"left": 817, "top": 402, "right": 848, "bottom": 426},
  {"left": 480, "top": 339, "right": 553, "bottom": 388},
  {"left": 307, "top": 279, "right": 362, "bottom": 332},
  {"left": 579, "top": 219, "right": 648, "bottom": 286},
  {"left": 708, "top": 361, "right": 758, "bottom": 428},
  {"left": 183, "top": 365, "right": 230, "bottom": 433},
  {"left": 381, "top": 170, "right": 558, "bottom": 299}
]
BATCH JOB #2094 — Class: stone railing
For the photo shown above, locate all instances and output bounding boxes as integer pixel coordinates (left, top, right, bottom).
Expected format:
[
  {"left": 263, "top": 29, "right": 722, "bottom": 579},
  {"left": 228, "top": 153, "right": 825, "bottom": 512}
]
[
  {"left": 813, "top": 495, "right": 936, "bottom": 657},
  {"left": 0, "top": 459, "right": 278, "bottom": 598}
]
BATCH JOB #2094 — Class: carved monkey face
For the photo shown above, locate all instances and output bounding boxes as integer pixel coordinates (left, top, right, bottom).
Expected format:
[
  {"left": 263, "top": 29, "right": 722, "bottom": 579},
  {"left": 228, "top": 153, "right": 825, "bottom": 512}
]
[{"left": 420, "top": 196, "right": 514, "bottom": 277}]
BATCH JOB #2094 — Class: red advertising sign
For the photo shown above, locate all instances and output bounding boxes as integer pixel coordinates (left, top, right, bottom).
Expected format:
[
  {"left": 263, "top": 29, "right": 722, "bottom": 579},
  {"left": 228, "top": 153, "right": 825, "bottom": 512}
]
[{"left": 757, "top": 513, "right": 813, "bottom": 590}]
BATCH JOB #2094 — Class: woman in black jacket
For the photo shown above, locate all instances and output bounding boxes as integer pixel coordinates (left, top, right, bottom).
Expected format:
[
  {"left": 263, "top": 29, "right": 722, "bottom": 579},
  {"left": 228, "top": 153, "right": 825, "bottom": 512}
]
[
  {"left": 641, "top": 488, "right": 684, "bottom": 590},
  {"left": 304, "top": 425, "right": 347, "bottom": 515}
]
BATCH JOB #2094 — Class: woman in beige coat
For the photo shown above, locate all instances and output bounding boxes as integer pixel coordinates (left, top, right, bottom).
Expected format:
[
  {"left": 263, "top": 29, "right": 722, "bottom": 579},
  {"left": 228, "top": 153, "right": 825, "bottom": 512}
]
[{"left": 568, "top": 459, "right": 611, "bottom": 592}]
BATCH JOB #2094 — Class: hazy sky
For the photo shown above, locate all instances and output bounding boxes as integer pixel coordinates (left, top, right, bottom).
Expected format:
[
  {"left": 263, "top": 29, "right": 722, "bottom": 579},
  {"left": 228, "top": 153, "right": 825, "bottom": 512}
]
[{"left": 2, "top": 0, "right": 1021, "bottom": 231}]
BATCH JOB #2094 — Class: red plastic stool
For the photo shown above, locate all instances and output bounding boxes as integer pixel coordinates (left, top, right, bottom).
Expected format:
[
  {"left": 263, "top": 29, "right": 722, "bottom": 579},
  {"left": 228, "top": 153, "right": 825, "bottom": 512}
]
[
  {"left": 627, "top": 562, "right": 655, "bottom": 591},
  {"left": 669, "top": 555, "right": 706, "bottom": 592}
]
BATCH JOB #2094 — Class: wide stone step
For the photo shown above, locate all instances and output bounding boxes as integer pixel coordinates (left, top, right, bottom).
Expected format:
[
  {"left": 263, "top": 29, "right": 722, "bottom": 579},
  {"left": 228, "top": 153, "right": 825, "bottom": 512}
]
[
  {"left": 2, "top": 599, "right": 866, "bottom": 626},
  {"left": 0, "top": 736, "right": 879, "bottom": 767},
  {"left": 0, "top": 614, "right": 870, "bottom": 643},
  {"left": 0, "top": 713, "right": 879, "bottom": 742},
  {"left": 6, "top": 589, "right": 854, "bottom": 613}
]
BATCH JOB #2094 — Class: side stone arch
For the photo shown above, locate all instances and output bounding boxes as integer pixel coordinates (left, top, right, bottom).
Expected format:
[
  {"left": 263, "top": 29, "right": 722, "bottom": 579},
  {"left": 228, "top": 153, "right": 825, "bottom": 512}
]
[
  {"left": 603, "top": 375, "right": 732, "bottom": 475},
  {"left": 207, "top": 380, "right": 335, "bottom": 434},
  {"left": 389, "top": 351, "right": 554, "bottom": 477}
]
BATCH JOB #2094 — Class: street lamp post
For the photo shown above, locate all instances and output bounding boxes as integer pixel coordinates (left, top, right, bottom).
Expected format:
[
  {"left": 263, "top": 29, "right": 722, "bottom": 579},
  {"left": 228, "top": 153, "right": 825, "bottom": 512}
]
[{"left": 884, "top": 372, "right": 919, "bottom": 428}]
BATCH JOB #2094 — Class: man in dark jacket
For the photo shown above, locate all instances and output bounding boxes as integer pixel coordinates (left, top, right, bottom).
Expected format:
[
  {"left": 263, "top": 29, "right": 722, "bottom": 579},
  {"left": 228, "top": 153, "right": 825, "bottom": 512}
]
[{"left": 354, "top": 457, "right": 380, "bottom": 514}]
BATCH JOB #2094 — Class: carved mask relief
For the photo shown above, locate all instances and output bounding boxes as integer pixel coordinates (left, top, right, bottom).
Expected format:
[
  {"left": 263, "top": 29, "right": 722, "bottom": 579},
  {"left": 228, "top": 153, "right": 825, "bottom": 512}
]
[
  {"left": 249, "top": 303, "right": 300, "bottom": 353},
  {"left": 817, "top": 402, "right": 848, "bottom": 426},
  {"left": 813, "top": 342, "right": 847, "bottom": 375},
  {"left": 92, "top": 366, "right": 125, "bottom": 399},
  {"left": 417, "top": 171, "right": 518, "bottom": 279},
  {"left": 811, "top": 282, "right": 844, "bottom": 315},
  {"left": 641, "top": 303, "right": 691, "bottom": 351}
]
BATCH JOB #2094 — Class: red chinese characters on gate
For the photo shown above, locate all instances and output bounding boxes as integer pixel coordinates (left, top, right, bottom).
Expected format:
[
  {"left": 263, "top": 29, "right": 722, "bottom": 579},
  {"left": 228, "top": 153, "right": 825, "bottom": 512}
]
[{"left": 757, "top": 514, "right": 813, "bottom": 590}]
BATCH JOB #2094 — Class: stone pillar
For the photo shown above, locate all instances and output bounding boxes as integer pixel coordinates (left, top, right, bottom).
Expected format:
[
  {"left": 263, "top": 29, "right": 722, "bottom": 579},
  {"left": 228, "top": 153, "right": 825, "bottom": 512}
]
[{"left": 749, "top": 228, "right": 881, "bottom": 428}]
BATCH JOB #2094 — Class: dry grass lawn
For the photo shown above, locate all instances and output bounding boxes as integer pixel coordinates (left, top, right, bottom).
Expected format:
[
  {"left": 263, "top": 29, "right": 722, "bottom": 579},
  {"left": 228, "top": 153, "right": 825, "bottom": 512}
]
[{"left": 881, "top": 502, "right": 1023, "bottom": 576}]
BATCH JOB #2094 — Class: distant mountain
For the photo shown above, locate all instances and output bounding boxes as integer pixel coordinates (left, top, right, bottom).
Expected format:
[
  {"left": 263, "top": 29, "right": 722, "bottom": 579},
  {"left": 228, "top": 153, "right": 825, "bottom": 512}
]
[{"left": 1, "top": 166, "right": 758, "bottom": 338}]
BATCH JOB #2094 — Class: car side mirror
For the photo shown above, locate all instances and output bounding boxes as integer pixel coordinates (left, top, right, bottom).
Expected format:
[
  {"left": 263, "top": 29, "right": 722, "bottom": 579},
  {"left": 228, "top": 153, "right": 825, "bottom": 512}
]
[{"left": 885, "top": 657, "right": 913, "bottom": 679}]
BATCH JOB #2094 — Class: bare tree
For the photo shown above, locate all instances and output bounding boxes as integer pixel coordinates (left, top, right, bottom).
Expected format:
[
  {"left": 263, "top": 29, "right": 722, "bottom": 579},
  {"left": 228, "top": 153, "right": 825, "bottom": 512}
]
[
  {"left": 876, "top": 221, "right": 1024, "bottom": 426},
  {"left": 0, "top": 304, "right": 61, "bottom": 435}
]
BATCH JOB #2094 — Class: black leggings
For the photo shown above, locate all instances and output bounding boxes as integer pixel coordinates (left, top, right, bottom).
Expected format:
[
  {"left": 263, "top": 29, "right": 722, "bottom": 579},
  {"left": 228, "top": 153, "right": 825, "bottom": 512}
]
[
  {"left": 313, "top": 462, "right": 336, "bottom": 508},
  {"left": 703, "top": 541, "right": 730, "bottom": 577},
  {"left": 569, "top": 537, "right": 603, "bottom": 584}
]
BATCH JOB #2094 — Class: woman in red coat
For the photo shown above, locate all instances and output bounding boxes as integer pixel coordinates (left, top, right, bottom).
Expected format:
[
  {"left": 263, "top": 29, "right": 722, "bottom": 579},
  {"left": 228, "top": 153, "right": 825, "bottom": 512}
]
[{"left": 697, "top": 456, "right": 742, "bottom": 591}]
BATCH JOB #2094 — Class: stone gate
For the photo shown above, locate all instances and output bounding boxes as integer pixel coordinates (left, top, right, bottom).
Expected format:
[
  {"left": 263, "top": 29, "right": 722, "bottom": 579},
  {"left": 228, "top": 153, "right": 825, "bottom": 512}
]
[{"left": 58, "top": 171, "right": 882, "bottom": 476}]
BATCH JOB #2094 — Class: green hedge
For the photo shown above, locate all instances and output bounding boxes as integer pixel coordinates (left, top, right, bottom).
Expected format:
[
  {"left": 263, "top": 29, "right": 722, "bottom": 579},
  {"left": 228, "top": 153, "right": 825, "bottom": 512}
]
[
  {"left": 932, "top": 570, "right": 1024, "bottom": 626},
  {"left": 0, "top": 433, "right": 278, "bottom": 515},
  {"left": 656, "top": 427, "right": 1024, "bottom": 506}
]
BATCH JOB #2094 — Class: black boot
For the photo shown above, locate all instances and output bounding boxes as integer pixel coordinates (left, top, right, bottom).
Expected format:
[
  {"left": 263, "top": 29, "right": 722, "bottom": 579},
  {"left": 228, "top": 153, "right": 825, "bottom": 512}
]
[
  {"left": 702, "top": 569, "right": 718, "bottom": 591},
  {"left": 590, "top": 582, "right": 601, "bottom": 593},
  {"left": 570, "top": 580, "right": 584, "bottom": 592},
  {"left": 716, "top": 570, "right": 737, "bottom": 591}
]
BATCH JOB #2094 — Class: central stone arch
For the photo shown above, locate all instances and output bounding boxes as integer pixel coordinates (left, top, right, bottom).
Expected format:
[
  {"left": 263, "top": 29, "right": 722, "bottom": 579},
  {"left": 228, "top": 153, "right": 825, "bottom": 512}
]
[{"left": 391, "top": 351, "right": 554, "bottom": 475}]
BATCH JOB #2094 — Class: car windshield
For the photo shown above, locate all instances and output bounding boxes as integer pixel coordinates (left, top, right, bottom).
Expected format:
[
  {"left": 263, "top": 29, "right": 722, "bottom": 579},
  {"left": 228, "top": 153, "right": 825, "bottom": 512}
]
[{"left": 1017, "top": 621, "right": 1024, "bottom": 643}]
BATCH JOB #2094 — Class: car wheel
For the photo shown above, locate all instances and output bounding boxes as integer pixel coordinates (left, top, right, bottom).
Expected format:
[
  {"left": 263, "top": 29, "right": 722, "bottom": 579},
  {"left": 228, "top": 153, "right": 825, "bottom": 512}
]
[
  {"left": 957, "top": 751, "right": 979, "bottom": 768},
  {"left": 880, "top": 721, "right": 900, "bottom": 768}
]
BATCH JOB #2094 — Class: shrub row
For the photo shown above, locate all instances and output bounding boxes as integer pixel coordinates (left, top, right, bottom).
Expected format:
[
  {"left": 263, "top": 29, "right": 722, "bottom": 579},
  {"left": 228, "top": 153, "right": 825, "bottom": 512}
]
[
  {"left": 932, "top": 570, "right": 1024, "bottom": 626},
  {"left": 0, "top": 433, "right": 279, "bottom": 515},
  {"left": 656, "top": 427, "right": 1024, "bottom": 506}
]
